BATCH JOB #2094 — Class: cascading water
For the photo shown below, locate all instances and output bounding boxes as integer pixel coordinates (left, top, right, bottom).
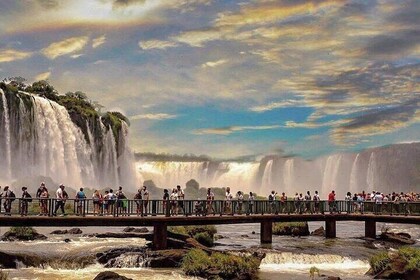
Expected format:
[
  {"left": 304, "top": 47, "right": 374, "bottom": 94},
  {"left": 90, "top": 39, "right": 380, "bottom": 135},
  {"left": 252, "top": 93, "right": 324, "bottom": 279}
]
[
  {"left": 283, "top": 158, "right": 294, "bottom": 194},
  {"left": 321, "top": 155, "right": 342, "bottom": 194},
  {"left": 349, "top": 154, "right": 360, "bottom": 194},
  {"left": 367, "top": 152, "right": 376, "bottom": 191},
  {"left": 261, "top": 160, "right": 274, "bottom": 191},
  {"left": 0, "top": 89, "right": 138, "bottom": 191},
  {"left": 0, "top": 89, "right": 12, "bottom": 180}
]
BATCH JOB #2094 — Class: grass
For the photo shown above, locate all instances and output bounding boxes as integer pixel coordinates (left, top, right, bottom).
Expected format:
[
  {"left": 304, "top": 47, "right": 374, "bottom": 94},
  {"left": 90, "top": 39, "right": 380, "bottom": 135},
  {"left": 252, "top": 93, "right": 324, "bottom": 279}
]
[
  {"left": 272, "top": 222, "right": 308, "bottom": 235},
  {"left": 9, "top": 227, "right": 38, "bottom": 238},
  {"left": 182, "top": 248, "right": 260, "bottom": 279},
  {"left": 168, "top": 225, "right": 217, "bottom": 247},
  {"left": 369, "top": 247, "right": 420, "bottom": 274}
]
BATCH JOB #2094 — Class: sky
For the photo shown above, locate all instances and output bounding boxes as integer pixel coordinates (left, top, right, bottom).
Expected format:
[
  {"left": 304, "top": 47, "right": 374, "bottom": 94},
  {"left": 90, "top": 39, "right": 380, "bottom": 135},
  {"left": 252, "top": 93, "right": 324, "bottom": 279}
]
[{"left": 0, "top": 0, "right": 419, "bottom": 159}]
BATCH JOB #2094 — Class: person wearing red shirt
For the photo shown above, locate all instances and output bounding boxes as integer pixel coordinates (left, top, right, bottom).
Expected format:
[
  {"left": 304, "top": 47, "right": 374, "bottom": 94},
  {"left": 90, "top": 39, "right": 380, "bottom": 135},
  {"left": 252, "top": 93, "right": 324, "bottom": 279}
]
[{"left": 328, "top": 190, "right": 337, "bottom": 213}]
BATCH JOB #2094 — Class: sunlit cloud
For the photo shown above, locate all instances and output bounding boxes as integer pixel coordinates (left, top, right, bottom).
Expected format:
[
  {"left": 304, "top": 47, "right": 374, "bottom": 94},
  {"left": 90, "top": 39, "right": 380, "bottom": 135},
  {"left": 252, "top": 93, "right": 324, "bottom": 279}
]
[
  {"left": 0, "top": 49, "right": 32, "bottom": 63},
  {"left": 41, "top": 36, "right": 89, "bottom": 59},
  {"left": 201, "top": 59, "right": 228, "bottom": 68},
  {"left": 139, "top": 39, "right": 178, "bottom": 50},
  {"left": 130, "top": 113, "right": 177, "bottom": 120},
  {"left": 92, "top": 35, "right": 106, "bottom": 48},
  {"left": 250, "top": 99, "right": 305, "bottom": 112},
  {"left": 193, "top": 125, "right": 280, "bottom": 135},
  {"left": 34, "top": 71, "right": 51, "bottom": 81}
]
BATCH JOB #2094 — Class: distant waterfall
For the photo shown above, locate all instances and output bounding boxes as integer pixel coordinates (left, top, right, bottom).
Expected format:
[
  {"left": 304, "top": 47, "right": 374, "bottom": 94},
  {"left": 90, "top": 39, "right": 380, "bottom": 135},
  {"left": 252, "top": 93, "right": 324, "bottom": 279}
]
[
  {"left": 261, "top": 160, "right": 274, "bottom": 190},
  {"left": 367, "top": 152, "right": 376, "bottom": 191},
  {"left": 321, "top": 155, "right": 342, "bottom": 193},
  {"left": 0, "top": 89, "right": 137, "bottom": 191},
  {"left": 349, "top": 154, "right": 360, "bottom": 193},
  {"left": 0, "top": 89, "right": 11, "bottom": 180},
  {"left": 283, "top": 159, "right": 294, "bottom": 194}
]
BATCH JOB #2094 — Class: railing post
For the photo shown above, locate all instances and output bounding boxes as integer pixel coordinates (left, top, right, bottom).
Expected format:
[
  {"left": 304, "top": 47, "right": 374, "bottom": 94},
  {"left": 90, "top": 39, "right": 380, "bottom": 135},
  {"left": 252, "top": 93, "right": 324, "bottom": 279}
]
[
  {"left": 365, "top": 220, "right": 376, "bottom": 238},
  {"left": 325, "top": 218, "right": 336, "bottom": 238},
  {"left": 260, "top": 220, "right": 272, "bottom": 244}
]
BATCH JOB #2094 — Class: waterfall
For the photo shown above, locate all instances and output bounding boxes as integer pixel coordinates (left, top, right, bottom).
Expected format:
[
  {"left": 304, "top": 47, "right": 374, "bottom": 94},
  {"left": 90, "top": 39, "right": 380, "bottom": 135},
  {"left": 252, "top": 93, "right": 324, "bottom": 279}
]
[
  {"left": 101, "top": 124, "right": 119, "bottom": 187},
  {"left": 367, "top": 152, "right": 376, "bottom": 191},
  {"left": 321, "top": 154, "right": 342, "bottom": 194},
  {"left": 213, "top": 162, "right": 259, "bottom": 192},
  {"left": 349, "top": 153, "right": 360, "bottom": 193},
  {"left": 283, "top": 159, "right": 294, "bottom": 194},
  {"left": 261, "top": 160, "right": 274, "bottom": 191},
  {"left": 0, "top": 89, "right": 12, "bottom": 180}
]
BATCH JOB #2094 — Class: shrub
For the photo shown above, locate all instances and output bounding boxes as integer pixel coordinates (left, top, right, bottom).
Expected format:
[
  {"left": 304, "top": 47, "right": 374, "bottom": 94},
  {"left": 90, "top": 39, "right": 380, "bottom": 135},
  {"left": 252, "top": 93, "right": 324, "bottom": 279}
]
[
  {"left": 181, "top": 248, "right": 211, "bottom": 276},
  {"left": 194, "top": 232, "right": 214, "bottom": 247},
  {"left": 369, "top": 251, "right": 390, "bottom": 274},
  {"left": 273, "top": 222, "right": 309, "bottom": 235},
  {"left": 9, "top": 227, "right": 38, "bottom": 238},
  {"left": 168, "top": 225, "right": 217, "bottom": 246}
]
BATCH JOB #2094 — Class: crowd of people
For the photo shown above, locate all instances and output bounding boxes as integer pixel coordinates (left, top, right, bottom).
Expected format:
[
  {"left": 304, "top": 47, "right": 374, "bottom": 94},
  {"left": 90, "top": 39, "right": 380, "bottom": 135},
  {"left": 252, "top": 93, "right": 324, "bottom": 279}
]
[{"left": 0, "top": 182, "right": 419, "bottom": 216}]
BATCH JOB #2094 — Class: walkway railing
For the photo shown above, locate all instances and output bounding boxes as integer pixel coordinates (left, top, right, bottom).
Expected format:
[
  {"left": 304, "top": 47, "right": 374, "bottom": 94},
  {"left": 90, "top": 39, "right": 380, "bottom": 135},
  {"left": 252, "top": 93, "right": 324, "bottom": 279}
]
[{"left": 1, "top": 198, "right": 420, "bottom": 217}]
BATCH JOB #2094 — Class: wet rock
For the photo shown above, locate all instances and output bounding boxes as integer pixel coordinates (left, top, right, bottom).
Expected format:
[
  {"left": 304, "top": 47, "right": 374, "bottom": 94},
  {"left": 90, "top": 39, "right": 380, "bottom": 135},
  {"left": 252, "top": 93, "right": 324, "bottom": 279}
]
[
  {"left": 273, "top": 222, "right": 310, "bottom": 236},
  {"left": 123, "top": 227, "right": 149, "bottom": 233},
  {"left": 146, "top": 249, "right": 189, "bottom": 267},
  {"left": 1, "top": 228, "right": 47, "bottom": 241},
  {"left": 311, "top": 226, "right": 326, "bottom": 236},
  {"left": 252, "top": 231, "right": 256, "bottom": 234},
  {"left": 68, "top": 228, "right": 82, "bottom": 234},
  {"left": 92, "top": 232, "right": 152, "bottom": 239},
  {"left": 380, "top": 232, "right": 415, "bottom": 245},
  {"left": 241, "top": 234, "right": 249, "bottom": 238},
  {"left": 93, "top": 271, "right": 133, "bottom": 280},
  {"left": 64, "top": 238, "right": 71, "bottom": 243},
  {"left": 96, "top": 247, "right": 146, "bottom": 265},
  {"left": 51, "top": 230, "right": 68, "bottom": 234}
]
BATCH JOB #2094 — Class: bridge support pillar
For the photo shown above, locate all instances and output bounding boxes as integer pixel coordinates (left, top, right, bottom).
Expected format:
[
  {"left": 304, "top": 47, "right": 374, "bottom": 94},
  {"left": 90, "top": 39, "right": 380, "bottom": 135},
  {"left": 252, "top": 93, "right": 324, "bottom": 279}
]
[
  {"left": 365, "top": 220, "right": 376, "bottom": 238},
  {"left": 260, "top": 221, "right": 272, "bottom": 243},
  {"left": 325, "top": 219, "right": 336, "bottom": 238},
  {"left": 153, "top": 222, "right": 167, "bottom": 250}
]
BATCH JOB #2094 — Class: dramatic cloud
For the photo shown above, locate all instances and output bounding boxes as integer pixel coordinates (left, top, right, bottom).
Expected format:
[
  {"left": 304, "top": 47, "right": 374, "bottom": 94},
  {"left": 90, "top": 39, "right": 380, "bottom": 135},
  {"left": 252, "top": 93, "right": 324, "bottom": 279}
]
[
  {"left": 130, "top": 113, "right": 177, "bottom": 120},
  {"left": 41, "top": 36, "right": 89, "bottom": 59},
  {"left": 250, "top": 99, "right": 305, "bottom": 112},
  {"left": 139, "top": 39, "right": 178, "bottom": 50},
  {"left": 0, "top": 49, "right": 32, "bottom": 63},
  {"left": 34, "top": 71, "right": 51, "bottom": 81},
  {"left": 201, "top": 59, "right": 227, "bottom": 68},
  {"left": 193, "top": 125, "right": 281, "bottom": 135},
  {"left": 92, "top": 35, "right": 106, "bottom": 48}
]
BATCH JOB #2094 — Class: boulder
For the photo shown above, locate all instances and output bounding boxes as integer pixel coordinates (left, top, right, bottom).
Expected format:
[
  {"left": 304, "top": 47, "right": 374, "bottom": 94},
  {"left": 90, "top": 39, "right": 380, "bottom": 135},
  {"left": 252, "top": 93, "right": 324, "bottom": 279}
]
[
  {"left": 50, "top": 230, "right": 68, "bottom": 234},
  {"left": 93, "top": 271, "right": 132, "bottom": 280},
  {"left": 123, "top": 227, "right": 149, "bottom": 233},
  {"left": 380, "top": 232, "right": 415, "bottom": 245},
  {"left": 68, "top": 228, "right": 83, "bottom": 234},
  {"left": 311, "top": 226, "right": 326, "bottom": 236},
  {"left": 1, "top": 228, "right": 47, "bottom": 241}
]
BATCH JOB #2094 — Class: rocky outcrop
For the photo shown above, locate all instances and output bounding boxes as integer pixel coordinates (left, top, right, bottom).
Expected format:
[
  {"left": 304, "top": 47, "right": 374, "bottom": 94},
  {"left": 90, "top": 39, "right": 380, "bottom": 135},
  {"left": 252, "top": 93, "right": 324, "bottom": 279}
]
[
  {"left": 50, "top": 228, "right": 83, "bottom": 235},
  {"left": 122, "top": 227, "right": 149, "bottom": 233},
  {"left": 93, "top": 271, "right": 133, "bottom": 280},
  {"left": 273, "top": 222, "right": 310, "bottom": 236},
  {"left": 1, "top": 227, "right": 47, "bottom": 241},
  {"left": 311, "top": 226, "right": 326, "bottom": 236},
  {"left": 379, "top": 232, "right": 415, "bottom": 245}
]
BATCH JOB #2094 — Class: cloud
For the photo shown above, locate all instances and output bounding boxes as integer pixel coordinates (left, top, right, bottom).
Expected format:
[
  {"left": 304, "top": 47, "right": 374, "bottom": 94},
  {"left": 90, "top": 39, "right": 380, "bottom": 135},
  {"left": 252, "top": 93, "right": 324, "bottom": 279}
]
[
  {"left": 201, "top": 59, "right": 227, "bottom": 68},
  {"left": 41, "top": 36, "right": 89, "bottom": 59},
  {"left": 364, "top": 30, "right": 420, "bottom": 59},
  {"left": 193, "top": 125, "right": 280, "bottom": 135},
  {"left": 92, "top": 35, "right": 106, "bottom": 48},
  {"left": 111, "top": 0, "right": 146, "bottom": 9},
  {"left": 70, "top": 54, "right": 84, "bottom": 58},
  {"left": 34, "top": 71, "right": 51, "bottom": 81},
  {"left": 139, "top": 39, "right": 178, "bottom": 50},
  {"left": 130, "top": 113, "right": 177, "bottom": 120},
  {"left": 0, "top": 49, "right": 32, "bottom": 63},
  {"left": 249, "top": 99, "right": 305, "bottom": 112}
]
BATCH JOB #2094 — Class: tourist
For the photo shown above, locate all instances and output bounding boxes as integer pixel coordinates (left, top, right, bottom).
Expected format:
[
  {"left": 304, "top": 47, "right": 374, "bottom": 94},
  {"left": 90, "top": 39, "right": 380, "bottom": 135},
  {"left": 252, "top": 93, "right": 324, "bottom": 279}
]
[
  {"left": 373, "top": 191, "right": 383, "bottom": 214},
  {"left": 269, "top": 190, "right": 277, "bottom": 214},
  {"left": 53, "top": 185, "right": 66, "bottom": 217},
  {"left": 176, "top": 185, "right": 185, "bottom": 215},
  {"left": 116, "top": 186, "right": 127, "bottom": 216},
  {"left": 21, "top": 186, "right": 31, "bottom": 216},
  {"left": 142, "top": 186, "right": 149, "bottom": 216},
  {"left": 206, "top": 188, "right": 215, "bottom": 215},
  {"left": 313, "top": 191, "right": 320, "bottom": 214},
  {"left": 357, "top": 193, "right": 364, "bottom": 214},
  {"left": 328, "top": 190, "right": 337, "bottom": 214},
  {"left": 75, "top": 187, "right": 86, "bottom": 216},
  {"left": 237, "top": 191, "right": 244, "bottom": 214},
  {"left": 280, "top": 192, "right": 287, "bottom": 213},
  {"left": 248, "top": 191, "right": 255, "bottom": 215},
  {"left": 1, "top": 186, "right": 14, "bottom": 216},
  {"left": 294, "top": 192, "right": 300, "bottom": 214},
  {"left": 39, "top": 186, "right": 49, "bottom": 216},
  {"left": 225, "top": 187, "right": 233, "bottom": 214},
  {"left": 304, "top": 191, "right": 312, "bottom": 213},
  {"left": 170, "top": 188, "right": 178, "bottom": 216},
  {"left": 107, "top": 189, "right": 116, "bottom": 215},
  {"left": 345, "top": 192, "right": 352, "bottom": 213},
  {"left": 36, "top": 182, "right": 46, "bottom": 216},
  {"left": 103, "top": 190, "right": 110, "bottom": 215},
  {"left": 92, "top": 190, "right": 102, "bottom": 216},
  {"left": 134, "top": 188, "right": 143, "bottom": 216},
  {"left": 162, "top": 189, "right": 169, "bottom": 215}
]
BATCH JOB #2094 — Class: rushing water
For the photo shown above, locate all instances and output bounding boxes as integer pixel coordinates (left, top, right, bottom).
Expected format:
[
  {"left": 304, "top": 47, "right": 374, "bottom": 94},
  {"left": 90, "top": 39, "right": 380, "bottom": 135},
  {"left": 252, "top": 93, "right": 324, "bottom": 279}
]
[{"left": 1, "top": 222, "right": 418, "bottom": 280}]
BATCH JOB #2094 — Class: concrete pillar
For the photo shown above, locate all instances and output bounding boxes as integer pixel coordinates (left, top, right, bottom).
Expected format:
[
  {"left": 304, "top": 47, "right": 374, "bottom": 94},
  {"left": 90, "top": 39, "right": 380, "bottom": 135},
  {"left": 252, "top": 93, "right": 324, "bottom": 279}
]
[
  {"left": 260, "top": 221, "right": 272, "bottom": 243},
  {"left": 325, "top": 219, "right": 336, "bottom": 238},
  {"left": 153, "top": 223, "right": 167, "bottom": 250},
  {"left": 365, "top": 220, "right": 376, "bottom": 238}
]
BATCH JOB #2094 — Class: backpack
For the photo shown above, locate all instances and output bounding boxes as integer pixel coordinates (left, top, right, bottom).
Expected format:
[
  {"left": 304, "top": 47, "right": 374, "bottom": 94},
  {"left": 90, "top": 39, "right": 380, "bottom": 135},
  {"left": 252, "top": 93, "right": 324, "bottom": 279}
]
[
  {"left": 9, "top": 191, "right": 16, "bottom": 202},
  {"left": 25, "top": 193, "right": 33, "bottom": 202}
]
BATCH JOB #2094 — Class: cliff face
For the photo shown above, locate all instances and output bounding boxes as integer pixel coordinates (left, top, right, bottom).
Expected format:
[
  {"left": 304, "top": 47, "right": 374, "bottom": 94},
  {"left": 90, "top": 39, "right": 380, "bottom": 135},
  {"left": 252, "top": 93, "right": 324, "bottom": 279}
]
[{"left": 0, "top": 82, "right": 138, "bottom": 191}]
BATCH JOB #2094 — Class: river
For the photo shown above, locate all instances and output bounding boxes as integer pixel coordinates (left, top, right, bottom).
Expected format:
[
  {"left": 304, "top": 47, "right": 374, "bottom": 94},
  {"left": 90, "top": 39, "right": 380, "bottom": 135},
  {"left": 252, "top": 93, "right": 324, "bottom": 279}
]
[{"left": 0, "top": 222, "right": 419, "bottom": 280}]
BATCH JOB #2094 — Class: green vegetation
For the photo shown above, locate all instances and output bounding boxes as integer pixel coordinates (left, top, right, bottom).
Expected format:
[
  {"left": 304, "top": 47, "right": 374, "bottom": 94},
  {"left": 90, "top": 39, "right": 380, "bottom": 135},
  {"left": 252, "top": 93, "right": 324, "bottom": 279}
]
[
  {"left": 273, "top": 222, "right": 309, "bottom": 235},
  {"left": 168, "top": 226, "right": 217, "bottom": 247},
  {"left": 9, "top": 227, "right": 38, "bottom": 239},
  {"left": 182, "top": 249, "right": 260, "bottom": 279},
  {"left": 369, "top": 247, "right": 420, "bottom": 275}
]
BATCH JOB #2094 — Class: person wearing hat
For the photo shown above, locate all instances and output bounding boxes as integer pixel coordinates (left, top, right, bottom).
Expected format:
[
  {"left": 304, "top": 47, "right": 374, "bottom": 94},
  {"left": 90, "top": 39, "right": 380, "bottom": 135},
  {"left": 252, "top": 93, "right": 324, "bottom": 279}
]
[
  {"left": 1, "top": 186, "right": 13, "bottom": 216},
  {"left": 21, "top": 187, "right": 32, "bottom": 216}
]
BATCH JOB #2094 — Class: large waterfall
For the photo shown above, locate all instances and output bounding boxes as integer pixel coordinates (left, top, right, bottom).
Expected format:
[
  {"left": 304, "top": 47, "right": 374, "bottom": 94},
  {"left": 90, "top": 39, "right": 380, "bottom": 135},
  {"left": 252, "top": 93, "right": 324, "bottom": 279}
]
[
  {"left": 137, "top": 143, "right": 420, "bottom": 198},
  {"left": 0, "top": 88, "right": 138, "bottom": 191}
]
